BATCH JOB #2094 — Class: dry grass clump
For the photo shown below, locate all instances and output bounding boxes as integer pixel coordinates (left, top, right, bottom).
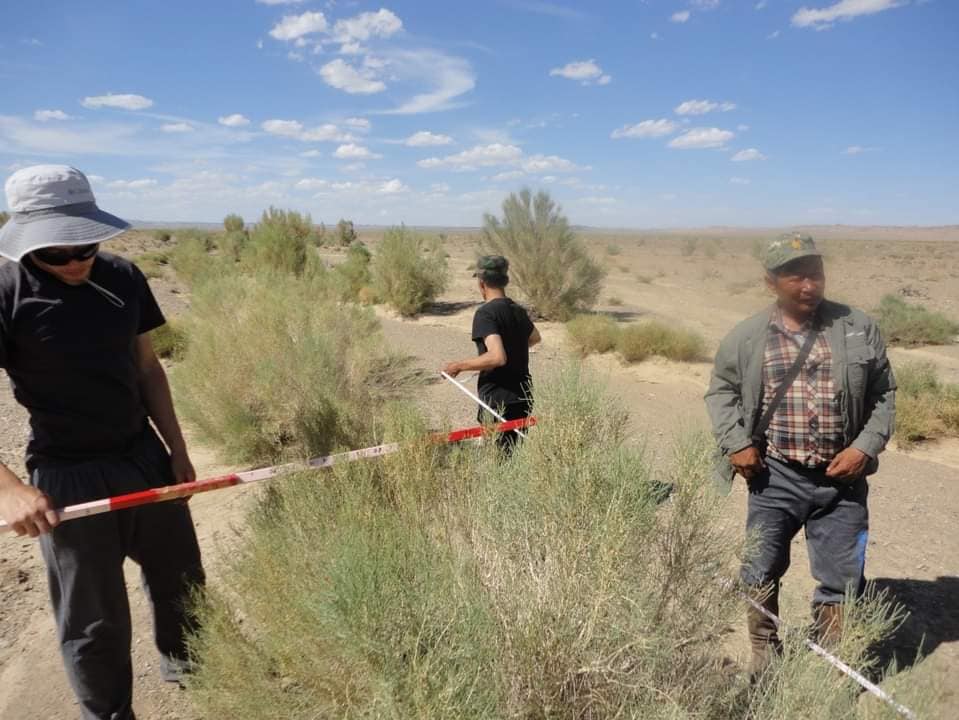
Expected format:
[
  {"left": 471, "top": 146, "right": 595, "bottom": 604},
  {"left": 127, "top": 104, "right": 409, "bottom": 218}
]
[
  {"left": 150, "top": 318, "right": 187, "bottom": 360},
  {"left": 617, "top": 321, "right": 707, "bottom": 363},
  {"left": 188, "top": 366, "right": 927, "bottom": 719},
  {"left": 169, "top": 230, "right": 219, "bottom": 287},
  {"left": 370, "top": 226, "right": 448, "bottom": 316},
  {"left": 874, "top": 295, "right": 959, "bottom": 347},
  {"left": 566, "top": 314, "right": 619, "bottom": 355},
  {"left": 330, "top": 241, "right": 374, "bottom": 303},
  {"left": 136, "top": 250, "right": 170, "bottom": 279},
  {"left": 172, "top": 272, "right": 415, "bottom": 464},
  {"left": 893, "top": 361, "right": 959, "bottom": 447}
]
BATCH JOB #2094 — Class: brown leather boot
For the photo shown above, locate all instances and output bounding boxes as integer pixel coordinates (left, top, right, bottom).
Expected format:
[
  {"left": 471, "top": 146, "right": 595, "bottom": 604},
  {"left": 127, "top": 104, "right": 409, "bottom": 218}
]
[
  {"left": 747, "top": 584, "right": 783, "bottom": 680},
  {"left": 812, "top": 603, "right": 843, "bottom": 648}
]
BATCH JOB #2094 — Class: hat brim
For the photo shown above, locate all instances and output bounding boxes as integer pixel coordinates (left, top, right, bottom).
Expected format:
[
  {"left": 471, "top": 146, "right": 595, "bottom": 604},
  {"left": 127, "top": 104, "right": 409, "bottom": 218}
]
[
  {"left": 0, "top": 206, "right": 130, "bottom": 261},
  {"left": 766, "top": 249, "right": 822, "bottom": 271}
]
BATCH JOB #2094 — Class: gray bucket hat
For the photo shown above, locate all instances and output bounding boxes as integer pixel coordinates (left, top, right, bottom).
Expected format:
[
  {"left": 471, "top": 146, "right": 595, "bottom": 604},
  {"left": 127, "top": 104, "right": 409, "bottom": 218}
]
[{"left": 0, "top": 165, "right": 130, "bottom": 261}]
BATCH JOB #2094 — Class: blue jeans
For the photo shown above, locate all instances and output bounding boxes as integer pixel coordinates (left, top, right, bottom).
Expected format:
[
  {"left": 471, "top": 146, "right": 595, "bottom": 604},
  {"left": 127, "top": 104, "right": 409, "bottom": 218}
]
[{"left": 741, "top": 456, "right": 868, "bottom": 605}]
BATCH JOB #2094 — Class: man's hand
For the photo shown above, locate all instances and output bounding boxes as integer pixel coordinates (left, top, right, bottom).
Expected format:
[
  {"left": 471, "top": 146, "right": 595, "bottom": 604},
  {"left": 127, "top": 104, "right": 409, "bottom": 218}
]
[
  {"left": 441, "top": 361, "right": 462, "bottom": 378},
  {"left": 171, "top": 449, "right": 196, "bottom": 485},
  {"left": 729, "top": 446, "right": 765, "bottom": 480},
  {"left": 825, "top": 447, "right": 868, "bottom": 484},
  {"left": 0, "top": 483, "right": 59, "bottom": 537}
]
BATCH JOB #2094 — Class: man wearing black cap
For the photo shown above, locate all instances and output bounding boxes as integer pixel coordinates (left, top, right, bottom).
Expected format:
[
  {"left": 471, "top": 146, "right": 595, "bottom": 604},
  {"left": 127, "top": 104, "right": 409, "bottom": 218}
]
[
  {"left": 443, "top": 255, "right": 540, "bottom": 450},
  {"left": 0, "top": 165, "right": 205, "bottom": 720}
]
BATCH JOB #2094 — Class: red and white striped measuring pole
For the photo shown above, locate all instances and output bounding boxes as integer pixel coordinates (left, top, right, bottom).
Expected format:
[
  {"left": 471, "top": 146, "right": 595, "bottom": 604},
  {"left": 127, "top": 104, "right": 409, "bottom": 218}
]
[{"left": 0, "top": 417, "right": 536, "bottom": 535}]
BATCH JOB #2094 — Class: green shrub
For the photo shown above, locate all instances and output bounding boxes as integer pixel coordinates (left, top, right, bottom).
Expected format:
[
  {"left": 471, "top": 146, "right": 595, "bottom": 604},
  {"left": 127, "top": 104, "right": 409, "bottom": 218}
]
[
  {"left": 173, "top": 272, "right": 415, "bottom": 464},
  {"left": 137, "top": 250, "right": 170, "bottom": 279},
  {"left": 188, "top": 366, "right": 926, "bottom": 720},
  {"left": 152, "top": 228, "right": 172, "bottom": 243},
  {"left": 617, "top": 321, "right": 707, "bottom": 363},
  {"left": 606, "top": 243, "right": 621, "bottom": 255},
  {"left": 874, "top": 295, "right": 959, "bottom": 347},
  {"left": 893, "top": 361, "right": 959, "bottom": 447},
  {"left": 481, "top": 189, "right": 604, "bottom": 321},
  {"left": 223, "top": 213, "right": 244, "bottom": 232},
  {"left": 217, "top": 230, "right": 249, "bottom": 264},
  {"left": 566, "top": 313, "right": 619, "bottom": 355},
  {"left": 680, "top": 237, "right": 698, "bottom": 257},
  {"left": 370, "top": 227, "right": 448, "bottom": 316},
  {"left": 169, "top": 231, "right": 219, "bottom": 287},
  {"left": 330, "top": 242, "right": 372, "bottom": 302},
  {"left": 150, "top": 318, "right": 187, "bottom": 360},
  {"left": 243, "top": 207, "right": 320, "bottom": 276},
  {"left": 608, "top": 295, "right": 623, "bottom": 306},
  {"left": 335, "top": 218, "right": 357, "bottom": 247},
  {"left": 636, "top": 273, "right": 654, "bottom": 284}
]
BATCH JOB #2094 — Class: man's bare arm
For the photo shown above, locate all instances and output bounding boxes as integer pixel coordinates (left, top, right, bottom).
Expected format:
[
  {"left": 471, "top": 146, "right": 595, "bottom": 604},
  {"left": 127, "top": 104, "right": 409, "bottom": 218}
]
[
  {"left": 529, "top": 327, "right": 542, "bottom": 348},
  {"left": 442, "top": 333, "right": 507, "bottom": 377},
  {"left": 0, "top": 462, "right": 58, "bottom": 537}
]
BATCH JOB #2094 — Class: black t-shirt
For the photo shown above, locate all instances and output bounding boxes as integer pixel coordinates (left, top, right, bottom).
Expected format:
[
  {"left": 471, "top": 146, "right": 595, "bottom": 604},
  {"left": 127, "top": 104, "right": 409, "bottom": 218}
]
[
  {"left": 0, "top": 253, "right": 165, "bottom": 467},
  {"left": 471, "top": 297, "right": 534, "bottom": 409}
]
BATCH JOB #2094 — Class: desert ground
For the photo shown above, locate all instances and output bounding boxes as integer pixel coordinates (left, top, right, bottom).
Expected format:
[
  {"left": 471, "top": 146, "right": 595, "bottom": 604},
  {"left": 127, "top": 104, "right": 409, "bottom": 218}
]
[{"left": 1, "top": 225, "right": 957, "bottom": 719}]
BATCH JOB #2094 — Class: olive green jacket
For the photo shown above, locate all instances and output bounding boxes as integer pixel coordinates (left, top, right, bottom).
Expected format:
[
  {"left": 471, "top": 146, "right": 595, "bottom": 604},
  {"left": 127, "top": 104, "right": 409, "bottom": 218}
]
[{"left": 705, "top": 300, "right": 896, "bottom": 492}]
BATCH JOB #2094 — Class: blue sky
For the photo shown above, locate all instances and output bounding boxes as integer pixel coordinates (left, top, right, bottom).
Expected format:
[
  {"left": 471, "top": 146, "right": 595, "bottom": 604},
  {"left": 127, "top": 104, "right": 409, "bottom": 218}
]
[{"left": 2, "top": 0, "right": 956, "bottom": 227}]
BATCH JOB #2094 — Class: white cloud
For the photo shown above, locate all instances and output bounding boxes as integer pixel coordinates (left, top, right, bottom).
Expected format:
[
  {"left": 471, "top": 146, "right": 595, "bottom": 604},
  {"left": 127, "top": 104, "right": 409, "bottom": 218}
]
[
  {"left": 767, "top": 29, "right": 781, "bottom": 39},
  {"left": 161, "top": 122, "right": 194, "bottom": 133},
  {"left": 611, "top": 119, "right": 678, "bottom": 139},
  {"left": 693, "top": 0, "right": 721, "bottom": 8},
  {"left": 381, "top": 50, "right": 476, "bottom": 114},
  {"left": 521, "top": 154, "right": 581, "bottom": 173},
  {"left": 671, "top": 10, "right": 691, "bottom": 22},
  {"left": 318, "top": 58, "right": 386, "bottom": 94},
  {"left": 737, "top": 124, "right": 751, "bottom": 131},
  {"left": 218, "top": 113, "right": 250, "bottom": 127},
  {"left": 81, "top": 93, "right": 154, "bottom": 111},
  {"left": 581, "top": 196, "right": 616, "bottom": 205},
  {"left": 257, "top": 0, "right": 305, "bottom": 4},
  {"left": 34, "top": 109, "right": 71, "bottom": 122},
  {"left": 333, "top": 143, "right": 381, "bottom": 159},
  {"left": 549, "top": 59, "right": 611, "bottom": 85},
  {"left": 262, "top": 118, "right": 304, "bottom": 137},
  {"left": 650, "top": 32, "right": 660, "bottom": 39},
  {"left": 295, "top": 177, "right": 330, "bottom": 191},
  {"left": 731, "top": 147, "right": 766, "bottom": 161},
  {"left": 730, "top": 176, "right": 751, "bottom": 185},
  {"left": 405, "top": 130, "right": 454, "bottom": 146},
  {"left": 842, "top": 145, "right": 877, "bottom": 154},
  {"left": 430, "top": 182, "right": 450, "bottom": 193},
  {"left": 269, "top": 11, "right": 328, "bottom": 41},
  {"left": 675, "top": 99, "right": 737, "bottom": 115},
  {"left": 300, "top": 149, "right": 322, "bottom": 158},
  {"left": 491, "top": 170, "right": 526, "bottom": 182},
  {"left": 300, "top": 124, "right": 352, "bottom": 141},
  {"left": 418, "top": 143, "right": 524, "bottom": 170},
  {"left": 755, "top": 0, "right": 768, "bottom": 8},
  {"left": 792, "top": 0, "right": 905, "bottom": 30},
  {"left": 668, "top": 127, "right": 734, "bottom": 149},
  {"left": 261, "top": 119, "right": 351, "bottom": 142},
  {"left": 344, "top": 117, "right": 371, "bottom": 130},
  {"left": 332, "top": 8, "right": 402, "bottom": 43},
  {"left": 107, "top": 178, "right": 157, "bottom": 190},
  {"left": 418, "top": 143, "right": 581, "bottom": 175},
  {"left": 377, "top": 178, "right": 409, "bottom": 194}
]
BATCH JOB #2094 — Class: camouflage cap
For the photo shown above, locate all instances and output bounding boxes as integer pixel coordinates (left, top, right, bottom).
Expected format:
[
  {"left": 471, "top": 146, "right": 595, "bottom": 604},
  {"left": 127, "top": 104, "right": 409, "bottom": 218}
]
[
  {"left": 762, "top": 232, "right": 821, "bottom": 271},
  {"left": 472, "top": 254, "right": 509, "bottom": 280}
]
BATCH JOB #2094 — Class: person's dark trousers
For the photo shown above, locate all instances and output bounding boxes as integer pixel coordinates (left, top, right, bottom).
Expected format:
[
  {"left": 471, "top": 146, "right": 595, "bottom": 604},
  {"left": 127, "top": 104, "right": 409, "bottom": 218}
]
[
  {"left": 30, "top": 428, "right": 206, "bottom": 720},
  {"left": 480, "top": 398, "right": 531, "bottom": 454},
  {"left": 741, "top": 455, "right": 869, "bottom": 607}
]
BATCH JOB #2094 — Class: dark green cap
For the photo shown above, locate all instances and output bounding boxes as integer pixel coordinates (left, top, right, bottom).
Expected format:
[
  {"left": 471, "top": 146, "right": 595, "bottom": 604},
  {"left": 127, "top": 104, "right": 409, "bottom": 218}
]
[
  {"left": 472, "top": 255, "right": 509, "bottom": 281},
  {"left": 762, "top": 232, "right": 821, "bottom": 271}
]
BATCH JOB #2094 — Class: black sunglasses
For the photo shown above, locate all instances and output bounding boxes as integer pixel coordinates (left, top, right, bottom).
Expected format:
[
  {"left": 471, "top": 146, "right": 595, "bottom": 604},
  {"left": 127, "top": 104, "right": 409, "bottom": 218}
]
[{"left": 32, "top": 243, "right": 100, "bottom": 266}]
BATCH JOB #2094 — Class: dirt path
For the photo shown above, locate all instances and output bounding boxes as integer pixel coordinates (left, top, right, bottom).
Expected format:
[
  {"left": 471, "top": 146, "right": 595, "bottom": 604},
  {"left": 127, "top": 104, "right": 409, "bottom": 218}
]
[{"left": 1, "top": 232, "right": 957, "bottom": 718}]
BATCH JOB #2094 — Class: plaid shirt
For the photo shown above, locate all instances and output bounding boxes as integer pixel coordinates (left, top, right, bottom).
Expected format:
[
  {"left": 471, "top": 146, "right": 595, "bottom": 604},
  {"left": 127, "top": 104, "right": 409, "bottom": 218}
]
[{"left": 762, "top": 309, "right": 844, "bottom": 466}]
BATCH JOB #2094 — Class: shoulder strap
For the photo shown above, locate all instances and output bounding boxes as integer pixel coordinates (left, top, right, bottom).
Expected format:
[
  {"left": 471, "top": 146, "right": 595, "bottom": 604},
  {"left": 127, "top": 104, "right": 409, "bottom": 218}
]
[{"left": 753, "top": 325, "right": 819, "bottom": 440}]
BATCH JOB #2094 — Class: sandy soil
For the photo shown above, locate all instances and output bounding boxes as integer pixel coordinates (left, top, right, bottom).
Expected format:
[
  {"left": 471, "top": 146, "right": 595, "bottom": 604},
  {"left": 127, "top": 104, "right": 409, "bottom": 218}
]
[{"left": 1, "top": 227, "right": 957, "bottom": 718}]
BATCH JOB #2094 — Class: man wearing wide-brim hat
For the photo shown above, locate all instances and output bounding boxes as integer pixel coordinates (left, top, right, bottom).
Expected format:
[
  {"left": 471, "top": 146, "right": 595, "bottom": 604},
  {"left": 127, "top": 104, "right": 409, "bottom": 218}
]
[
  {"left": 705, "top": 233, "right": 896, "bottom": 680},
  {"left": 0, "top": 165, "right": 205, "bottom": 719}
]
